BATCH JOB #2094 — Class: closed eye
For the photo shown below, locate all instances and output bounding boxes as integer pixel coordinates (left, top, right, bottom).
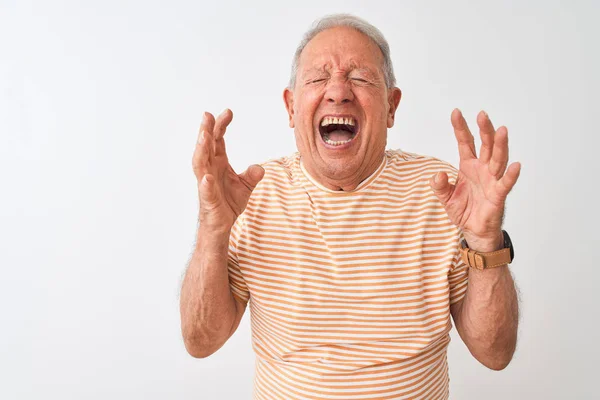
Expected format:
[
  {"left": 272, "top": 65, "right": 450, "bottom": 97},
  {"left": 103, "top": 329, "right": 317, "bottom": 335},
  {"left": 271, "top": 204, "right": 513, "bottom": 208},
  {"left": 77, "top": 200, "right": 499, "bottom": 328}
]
[
  {"left": 352, "top": 78, "right": 368, "bottom": 83},
  {"left": 311, "top": 79, "right": 326, "bottom": 84}
]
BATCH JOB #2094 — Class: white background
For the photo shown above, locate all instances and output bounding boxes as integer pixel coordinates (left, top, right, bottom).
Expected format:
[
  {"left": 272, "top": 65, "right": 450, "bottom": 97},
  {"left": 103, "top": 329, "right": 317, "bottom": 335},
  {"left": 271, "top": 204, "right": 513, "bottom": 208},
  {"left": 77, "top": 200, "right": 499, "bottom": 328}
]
[{"left": 1, "top": 0, "right": 599, "bottom": 399}]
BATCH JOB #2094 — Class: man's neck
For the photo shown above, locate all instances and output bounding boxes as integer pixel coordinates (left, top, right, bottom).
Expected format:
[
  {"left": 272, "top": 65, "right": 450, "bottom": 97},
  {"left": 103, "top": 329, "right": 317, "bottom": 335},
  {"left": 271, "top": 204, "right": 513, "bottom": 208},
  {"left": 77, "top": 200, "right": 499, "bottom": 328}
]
[{"left": 301, "top": 153, "right": 385, "bottom": 192}]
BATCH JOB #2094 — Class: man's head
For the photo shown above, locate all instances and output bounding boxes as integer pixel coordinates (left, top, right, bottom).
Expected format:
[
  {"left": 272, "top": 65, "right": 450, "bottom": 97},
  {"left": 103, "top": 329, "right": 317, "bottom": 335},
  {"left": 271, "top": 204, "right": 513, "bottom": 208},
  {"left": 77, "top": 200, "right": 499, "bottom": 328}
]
[{"left": 284, "top": 14, "right": 402, "bottom": 191}]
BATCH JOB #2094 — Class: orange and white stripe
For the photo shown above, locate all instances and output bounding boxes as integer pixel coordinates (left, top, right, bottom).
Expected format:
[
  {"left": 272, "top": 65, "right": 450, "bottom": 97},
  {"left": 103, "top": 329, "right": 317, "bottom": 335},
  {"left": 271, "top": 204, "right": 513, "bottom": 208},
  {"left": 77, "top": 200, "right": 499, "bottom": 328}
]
[{"left": 227, "top": 149, "right": 468, "bottom": 400}]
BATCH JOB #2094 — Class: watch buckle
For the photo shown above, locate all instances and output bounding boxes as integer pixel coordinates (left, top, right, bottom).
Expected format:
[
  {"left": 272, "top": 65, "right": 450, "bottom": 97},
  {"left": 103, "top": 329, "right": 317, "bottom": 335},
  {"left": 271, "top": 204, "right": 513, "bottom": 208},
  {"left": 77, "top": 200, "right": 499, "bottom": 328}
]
[
  {"left": 473, "top": 253, "right": 486, "bottom": 270},
  {"left": 460, "top": 245, "right": 487, "bottom": 270}
]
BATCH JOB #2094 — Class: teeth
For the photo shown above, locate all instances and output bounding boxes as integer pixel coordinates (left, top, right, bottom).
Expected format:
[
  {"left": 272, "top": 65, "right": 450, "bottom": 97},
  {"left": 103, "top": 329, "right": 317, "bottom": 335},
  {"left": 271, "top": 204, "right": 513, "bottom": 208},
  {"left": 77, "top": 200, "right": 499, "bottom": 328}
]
[
  {"left": 320, "top": 116, "right": 356, "bottom": 127},
  {"left": 323, "top": 136, "right": 353, "bottom": 146}
]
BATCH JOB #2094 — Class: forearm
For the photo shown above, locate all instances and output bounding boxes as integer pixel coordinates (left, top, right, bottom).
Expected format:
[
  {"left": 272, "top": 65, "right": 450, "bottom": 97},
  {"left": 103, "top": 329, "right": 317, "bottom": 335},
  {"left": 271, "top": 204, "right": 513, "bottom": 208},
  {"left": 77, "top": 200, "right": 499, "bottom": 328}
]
[
  {"left": 179, "top": 228, "right": 238, "bottom": 358},
  {"left": 454, "top": 261, "right": 519, "bottom": 370}
]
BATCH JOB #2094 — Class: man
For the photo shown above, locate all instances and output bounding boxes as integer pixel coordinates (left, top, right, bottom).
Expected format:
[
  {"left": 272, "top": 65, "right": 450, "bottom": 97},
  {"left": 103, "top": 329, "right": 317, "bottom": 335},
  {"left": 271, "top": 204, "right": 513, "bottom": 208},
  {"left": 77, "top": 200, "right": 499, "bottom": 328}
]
[{"left": 180, "top": 14, "right": 520, "bottom": 399}]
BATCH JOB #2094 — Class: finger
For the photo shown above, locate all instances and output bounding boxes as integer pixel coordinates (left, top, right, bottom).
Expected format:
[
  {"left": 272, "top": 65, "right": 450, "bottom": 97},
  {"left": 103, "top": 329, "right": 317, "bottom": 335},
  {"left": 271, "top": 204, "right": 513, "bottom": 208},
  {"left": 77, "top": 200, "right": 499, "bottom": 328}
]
[
  {"left": 213, "top": 109, "right": 234, "bottom": 140},
  {"left": 477, "top": 110, "right": 495, "bottom": 164},
  {"left": 238, "top": 165, "right": 265, "bottom": 191},
  {"left": 430, "top": 172, "right": 455, "bottom": 206},
  {"left": 215, "top": 133, "right": 228, "bottom": 158},
  {"left": 203, "top": 129, "right": 215, "bottom": 161},
  {"left": 200, "top": 111, "right": 216, "bottom": 136},
  {"left": 196, "top": 112, "right": 214, "bottom": 147},
  {"left": 489, "top": 126, "right": 509, "bottom": 178},
  {"left": 198, "top": 111, "right": 217, "bottom": 155},
  {"left": 451, "top": 108, "right": 477, "bottom": 161},
  {"left": 192, "top": 129, "right": 214, "bottom": 180},
  {"left": 496, "top": 162, "right": 521, "bottom": 198}
]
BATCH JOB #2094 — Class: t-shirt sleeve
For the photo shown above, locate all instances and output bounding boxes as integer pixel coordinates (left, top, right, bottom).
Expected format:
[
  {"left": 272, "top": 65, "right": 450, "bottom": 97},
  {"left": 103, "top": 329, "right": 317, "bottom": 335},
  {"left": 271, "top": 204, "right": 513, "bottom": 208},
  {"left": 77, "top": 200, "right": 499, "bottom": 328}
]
[
  {"left": 448, "top": 230, "right": 469, "bottom": 305},
  {"left": 227, "top": 214, "right": 250, "bottom": 305}
]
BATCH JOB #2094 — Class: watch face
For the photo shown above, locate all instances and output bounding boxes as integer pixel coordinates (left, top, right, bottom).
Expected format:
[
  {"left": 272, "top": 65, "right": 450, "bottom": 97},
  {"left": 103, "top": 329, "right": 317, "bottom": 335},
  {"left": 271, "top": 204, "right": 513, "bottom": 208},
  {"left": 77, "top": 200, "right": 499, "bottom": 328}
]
[{"left": 503, "top": 230, "right": 514, "bottom": 261}]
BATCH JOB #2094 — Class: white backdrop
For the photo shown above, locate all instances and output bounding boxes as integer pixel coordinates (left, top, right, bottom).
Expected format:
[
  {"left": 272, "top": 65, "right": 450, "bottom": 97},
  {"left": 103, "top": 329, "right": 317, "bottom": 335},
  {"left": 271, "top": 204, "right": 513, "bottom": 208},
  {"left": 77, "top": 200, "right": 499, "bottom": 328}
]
[{"left": 1, "top": 0, "right": 599, "bottom": 399}]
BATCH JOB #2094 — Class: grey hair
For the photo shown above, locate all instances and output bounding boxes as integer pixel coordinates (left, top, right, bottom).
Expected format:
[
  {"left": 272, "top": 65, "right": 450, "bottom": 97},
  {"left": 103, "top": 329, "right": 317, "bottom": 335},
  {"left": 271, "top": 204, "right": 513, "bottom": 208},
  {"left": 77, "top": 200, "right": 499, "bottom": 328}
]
[{"left": 288, "top": 14, "right": 396, "bottom": 89}]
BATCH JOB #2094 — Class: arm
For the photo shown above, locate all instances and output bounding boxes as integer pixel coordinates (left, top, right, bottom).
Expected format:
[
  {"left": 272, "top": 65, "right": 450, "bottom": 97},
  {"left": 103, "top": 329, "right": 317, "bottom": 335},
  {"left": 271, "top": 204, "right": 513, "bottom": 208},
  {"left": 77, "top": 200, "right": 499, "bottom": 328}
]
[
  {"left": 180, "top": 228, "right": 247, "bottom": 358},
  {"left": 431, "top": 109, "right": 521, "bottom": 370},
  {"left": 180, "top": 109, "right": 263, "bottom": 358},
  {"left": 450, "top": 235, "right": 519, "bottom": 370}
]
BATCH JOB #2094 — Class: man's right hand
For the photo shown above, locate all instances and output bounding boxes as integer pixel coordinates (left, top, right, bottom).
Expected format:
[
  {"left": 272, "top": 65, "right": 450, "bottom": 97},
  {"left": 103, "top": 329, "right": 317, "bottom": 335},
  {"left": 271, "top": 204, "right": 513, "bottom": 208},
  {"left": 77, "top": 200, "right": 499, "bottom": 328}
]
[{"left": 192, "top": 109, "right": 265, "bottom": 237}]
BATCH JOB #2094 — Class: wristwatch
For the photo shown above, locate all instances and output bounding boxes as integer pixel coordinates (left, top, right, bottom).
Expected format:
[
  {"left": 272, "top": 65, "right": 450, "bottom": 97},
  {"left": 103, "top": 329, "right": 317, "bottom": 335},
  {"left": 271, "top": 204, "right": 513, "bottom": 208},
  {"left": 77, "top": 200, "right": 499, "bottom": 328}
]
[{"left": 460, "top": 230, "right": 514, "bottom": 270}]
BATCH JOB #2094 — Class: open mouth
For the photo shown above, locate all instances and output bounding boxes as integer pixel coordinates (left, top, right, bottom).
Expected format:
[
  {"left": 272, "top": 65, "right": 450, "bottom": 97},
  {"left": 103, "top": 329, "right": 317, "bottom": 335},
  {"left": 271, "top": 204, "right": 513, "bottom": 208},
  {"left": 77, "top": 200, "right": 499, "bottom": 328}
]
[{"left": 319, "top": 116, "right": 358, "bottom": 147}]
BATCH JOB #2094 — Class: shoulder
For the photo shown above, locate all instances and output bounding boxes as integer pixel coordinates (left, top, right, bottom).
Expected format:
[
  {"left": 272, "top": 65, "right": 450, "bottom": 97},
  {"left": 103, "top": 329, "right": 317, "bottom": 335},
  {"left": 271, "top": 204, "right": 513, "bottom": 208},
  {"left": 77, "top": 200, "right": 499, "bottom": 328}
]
[
  {"left": 385, "top": 148, "right": 459, "bottom": 183},
  {"left": 238, "top": 153, "right": 302, "bottom": 217},
  {"left": 259, "top": 153, "right": 298, "bottom": 179},
  {"left": 252, "top": 152, "right": 302, "bottom": 192}
]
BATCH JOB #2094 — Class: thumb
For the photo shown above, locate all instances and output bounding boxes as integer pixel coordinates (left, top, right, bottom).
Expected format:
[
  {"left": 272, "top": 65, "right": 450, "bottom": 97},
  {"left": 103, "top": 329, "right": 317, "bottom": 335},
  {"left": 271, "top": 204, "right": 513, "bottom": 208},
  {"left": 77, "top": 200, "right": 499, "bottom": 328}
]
[
  {"left": 430, "top": 172, "right": 454, "bottom": 205},
  {"left": 239, "top": 164, "right": 265, "bottom": 191}
]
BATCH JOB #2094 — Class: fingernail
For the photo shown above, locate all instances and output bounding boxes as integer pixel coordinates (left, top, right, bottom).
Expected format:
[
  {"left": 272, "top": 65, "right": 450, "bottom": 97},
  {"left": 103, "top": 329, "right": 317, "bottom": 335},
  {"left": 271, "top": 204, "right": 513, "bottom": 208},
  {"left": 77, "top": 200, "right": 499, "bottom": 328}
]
[
  {"left": 434, "top": 173, "right": 439, "bottom": 183},
  {"left": 198, "top": 130, "right": 205, "bottom": 144}
]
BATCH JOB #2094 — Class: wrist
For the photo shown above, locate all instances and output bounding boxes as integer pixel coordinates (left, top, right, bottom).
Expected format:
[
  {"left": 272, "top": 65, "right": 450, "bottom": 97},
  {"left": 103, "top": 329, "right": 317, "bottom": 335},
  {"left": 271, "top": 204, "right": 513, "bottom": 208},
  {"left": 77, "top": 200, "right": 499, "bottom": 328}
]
[
  {"left": 196, "top": 225, "right": 231, "bottom": 252},
  {"left": 463, "top": 231, "right": 504, "bottom": 253}
]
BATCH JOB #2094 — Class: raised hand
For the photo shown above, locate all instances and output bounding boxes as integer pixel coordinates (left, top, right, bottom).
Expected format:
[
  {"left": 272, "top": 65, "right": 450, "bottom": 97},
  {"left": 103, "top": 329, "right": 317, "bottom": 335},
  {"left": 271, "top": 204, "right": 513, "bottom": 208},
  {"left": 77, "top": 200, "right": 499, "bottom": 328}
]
[
  {"left": 192, "top": 109, "right": 264, "bottom": 236},
  {"left": 430, "top": 109, "right": 521, "bottom": 252}
]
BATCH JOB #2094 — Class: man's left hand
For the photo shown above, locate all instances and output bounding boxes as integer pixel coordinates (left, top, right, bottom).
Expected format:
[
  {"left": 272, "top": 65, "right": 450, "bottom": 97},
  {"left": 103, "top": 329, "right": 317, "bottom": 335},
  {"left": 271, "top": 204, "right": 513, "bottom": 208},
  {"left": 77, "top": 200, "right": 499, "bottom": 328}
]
[{"left": 430, "top": 109, "right": 521, "bottom": 253}]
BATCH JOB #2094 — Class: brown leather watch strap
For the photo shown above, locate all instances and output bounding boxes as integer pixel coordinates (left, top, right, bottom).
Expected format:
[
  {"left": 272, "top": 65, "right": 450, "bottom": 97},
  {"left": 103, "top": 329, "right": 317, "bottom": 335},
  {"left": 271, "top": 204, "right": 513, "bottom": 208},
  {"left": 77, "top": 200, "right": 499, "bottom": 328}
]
[{"left": 460, "top": 244, "right": 512, "bottom": 270}]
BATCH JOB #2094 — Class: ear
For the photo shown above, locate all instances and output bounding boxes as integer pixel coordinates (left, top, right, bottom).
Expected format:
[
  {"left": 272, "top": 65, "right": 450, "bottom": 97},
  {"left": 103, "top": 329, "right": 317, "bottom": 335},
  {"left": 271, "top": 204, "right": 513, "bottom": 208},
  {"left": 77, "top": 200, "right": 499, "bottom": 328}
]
[
  {"left": 283, "top": 88, "right": 295, "bottom": 128},
  {"left": 386, "top": 87, "right": 402, "bottom": 128}
]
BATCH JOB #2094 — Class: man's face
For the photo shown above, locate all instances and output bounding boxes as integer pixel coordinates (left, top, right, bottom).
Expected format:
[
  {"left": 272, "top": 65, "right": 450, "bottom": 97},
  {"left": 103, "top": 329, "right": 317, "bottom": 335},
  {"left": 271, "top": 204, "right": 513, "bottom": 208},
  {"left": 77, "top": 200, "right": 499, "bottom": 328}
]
[{"left": 284, "top": 26, "right": 401, "bottom": 189}]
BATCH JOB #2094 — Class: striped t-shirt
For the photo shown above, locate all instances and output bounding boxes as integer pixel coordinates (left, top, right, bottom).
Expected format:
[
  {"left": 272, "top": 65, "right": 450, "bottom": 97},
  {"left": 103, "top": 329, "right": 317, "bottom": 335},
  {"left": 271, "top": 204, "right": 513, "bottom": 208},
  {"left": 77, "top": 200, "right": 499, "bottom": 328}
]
[{"left": 227, "top": 148, "right": 469, "bottom": 400}]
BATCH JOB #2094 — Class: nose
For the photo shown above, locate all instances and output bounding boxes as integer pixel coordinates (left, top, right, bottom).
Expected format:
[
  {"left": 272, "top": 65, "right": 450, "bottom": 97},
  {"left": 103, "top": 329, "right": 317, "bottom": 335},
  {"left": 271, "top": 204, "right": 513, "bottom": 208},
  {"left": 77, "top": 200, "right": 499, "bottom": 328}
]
[{"left": 325, "top": 76, "right": 354, "bottom": 105}]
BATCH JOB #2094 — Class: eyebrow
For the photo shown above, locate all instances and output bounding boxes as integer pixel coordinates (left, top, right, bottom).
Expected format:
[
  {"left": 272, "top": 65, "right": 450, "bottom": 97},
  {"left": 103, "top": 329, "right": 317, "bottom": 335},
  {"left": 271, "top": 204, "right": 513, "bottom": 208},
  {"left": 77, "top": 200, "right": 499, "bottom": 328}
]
[
  {"left": 302, "top": 67, "right": 328, "bottom": 75},
  {"left": 349, "top": 67, "right": 377, "bottom": 78},
  {"left": 302, "top": 65, "right": 379, "bottom": 78}
]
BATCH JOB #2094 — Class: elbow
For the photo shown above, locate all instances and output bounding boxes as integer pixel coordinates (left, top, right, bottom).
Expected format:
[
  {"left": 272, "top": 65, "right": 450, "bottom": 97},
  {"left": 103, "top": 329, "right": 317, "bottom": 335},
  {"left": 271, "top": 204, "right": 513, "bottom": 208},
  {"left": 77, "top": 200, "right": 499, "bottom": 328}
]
[
  {"left": 461, "top": 322, "right": 518, "bottom": 371},
  {"left": 481, "top": 355, "right": 513, "bottom": 371},
  {"left": 181, "top": 321, "right": 230, "bottom": 358},
  {"left": 179, "top": 303, "right": 237, "bottom": 359},
  {"left": 182, "top": 335, "right": 216, "bottom": 359},
  {"left": 181, "top": 323, "right": 218, "bottom": 359},
  {"left": 476, "top": 344, "right": 516, "bottom": 371},
  {"left": 185, "top": 346, "right": 212, "bottom": 359}
]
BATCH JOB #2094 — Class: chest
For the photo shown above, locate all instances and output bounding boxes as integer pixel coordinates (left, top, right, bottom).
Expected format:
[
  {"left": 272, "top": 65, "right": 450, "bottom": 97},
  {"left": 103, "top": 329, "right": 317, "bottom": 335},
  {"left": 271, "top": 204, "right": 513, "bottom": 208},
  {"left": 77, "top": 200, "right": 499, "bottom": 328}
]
[{"left": 238, "top": 187, "right": 454, "bottom": 305}]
